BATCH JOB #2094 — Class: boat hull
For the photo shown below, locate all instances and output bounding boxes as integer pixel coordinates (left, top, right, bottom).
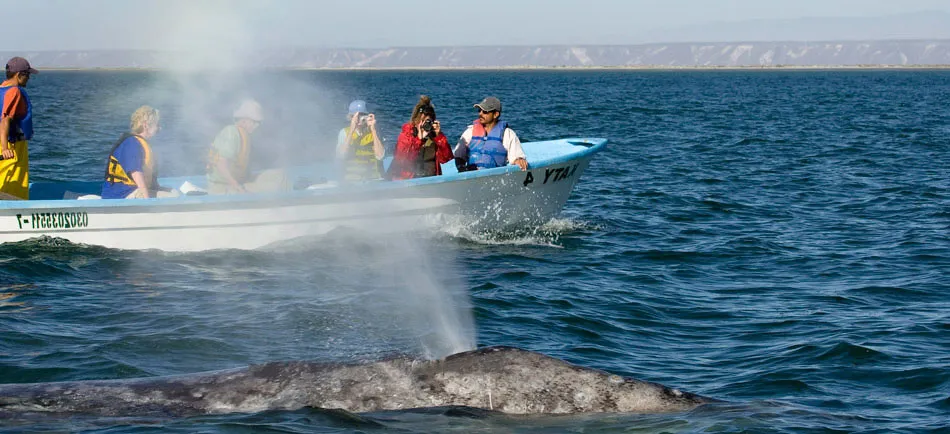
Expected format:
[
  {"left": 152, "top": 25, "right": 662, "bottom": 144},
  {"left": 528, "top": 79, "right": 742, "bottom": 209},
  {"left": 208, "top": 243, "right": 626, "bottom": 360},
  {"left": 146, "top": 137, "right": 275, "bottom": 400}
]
[{"left": 0, "top": 139, "right": 604, "bottom": 251}]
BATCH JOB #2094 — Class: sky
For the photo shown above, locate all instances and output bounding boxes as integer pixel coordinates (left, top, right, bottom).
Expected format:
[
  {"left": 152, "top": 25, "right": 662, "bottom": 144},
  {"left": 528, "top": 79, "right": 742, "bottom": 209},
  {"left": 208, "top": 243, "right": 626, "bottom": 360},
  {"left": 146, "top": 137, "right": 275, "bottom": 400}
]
[{"left": 5, "top": 0, "right": 950, "bottom": 50}]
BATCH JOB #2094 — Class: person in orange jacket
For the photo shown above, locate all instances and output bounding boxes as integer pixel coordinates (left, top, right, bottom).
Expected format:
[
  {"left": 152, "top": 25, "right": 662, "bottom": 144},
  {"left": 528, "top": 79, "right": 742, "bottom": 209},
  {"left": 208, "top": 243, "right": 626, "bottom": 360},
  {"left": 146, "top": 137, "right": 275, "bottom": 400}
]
[{"left": 0, "top": 57, "right": 38, "bottom": 200}]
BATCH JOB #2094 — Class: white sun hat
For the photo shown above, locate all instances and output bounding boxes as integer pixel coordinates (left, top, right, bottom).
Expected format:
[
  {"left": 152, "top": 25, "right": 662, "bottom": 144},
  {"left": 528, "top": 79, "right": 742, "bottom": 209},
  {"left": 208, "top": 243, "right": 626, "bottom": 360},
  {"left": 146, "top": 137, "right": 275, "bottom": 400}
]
[{"left": 233, "top": 99, "right": 264, "bottom": 122}]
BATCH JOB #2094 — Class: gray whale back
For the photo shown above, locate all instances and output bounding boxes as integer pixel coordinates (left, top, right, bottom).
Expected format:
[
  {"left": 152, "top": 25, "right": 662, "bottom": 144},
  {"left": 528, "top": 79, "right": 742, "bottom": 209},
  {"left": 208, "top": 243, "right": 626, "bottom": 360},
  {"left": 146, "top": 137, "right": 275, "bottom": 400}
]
[{"left": 0, "top": 346, "right": 711, "bottom": 416}]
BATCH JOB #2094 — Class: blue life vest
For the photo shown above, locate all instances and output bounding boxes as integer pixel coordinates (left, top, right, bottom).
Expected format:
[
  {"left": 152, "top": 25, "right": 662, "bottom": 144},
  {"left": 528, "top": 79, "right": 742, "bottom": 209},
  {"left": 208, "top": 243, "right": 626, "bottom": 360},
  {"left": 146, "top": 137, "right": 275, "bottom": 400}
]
[
  {"left": 0, "top": 85, "right": 33, "bottom": 141},
  {"left": 468, "top": 120, "right": 508, "bottom": 169}
]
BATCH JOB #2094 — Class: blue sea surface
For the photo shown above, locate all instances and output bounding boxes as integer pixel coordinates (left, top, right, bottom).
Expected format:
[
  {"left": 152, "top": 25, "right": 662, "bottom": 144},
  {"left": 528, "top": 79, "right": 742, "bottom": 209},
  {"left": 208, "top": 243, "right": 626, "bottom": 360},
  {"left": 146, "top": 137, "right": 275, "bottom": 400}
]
[{"left": 0, "top": 70, "right": 948, "bottom": 432}]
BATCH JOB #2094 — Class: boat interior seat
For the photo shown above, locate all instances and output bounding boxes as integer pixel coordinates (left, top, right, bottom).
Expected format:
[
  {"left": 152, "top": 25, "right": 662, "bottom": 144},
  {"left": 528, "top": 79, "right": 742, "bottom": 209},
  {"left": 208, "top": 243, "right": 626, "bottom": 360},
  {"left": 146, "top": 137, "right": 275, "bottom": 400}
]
[
  {"left": 29, "top": 181, "right": 102, "bottom": 201},
  {"left": 63, "top": 191, "right": 102, "bottom": 200}
]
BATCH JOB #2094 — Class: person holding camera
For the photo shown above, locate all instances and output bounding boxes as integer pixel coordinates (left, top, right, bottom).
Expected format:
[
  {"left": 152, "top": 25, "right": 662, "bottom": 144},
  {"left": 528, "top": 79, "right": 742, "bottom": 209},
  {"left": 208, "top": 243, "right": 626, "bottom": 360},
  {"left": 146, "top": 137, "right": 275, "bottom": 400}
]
[
  {"left": 336, "top": 100, "right": 384, "bottom": 181},
  {"left": 388, "top": 95, "right": 452, "bottom": 180},
  {"left": 453, "top": 96, "right": 528, "bottom": 172}
]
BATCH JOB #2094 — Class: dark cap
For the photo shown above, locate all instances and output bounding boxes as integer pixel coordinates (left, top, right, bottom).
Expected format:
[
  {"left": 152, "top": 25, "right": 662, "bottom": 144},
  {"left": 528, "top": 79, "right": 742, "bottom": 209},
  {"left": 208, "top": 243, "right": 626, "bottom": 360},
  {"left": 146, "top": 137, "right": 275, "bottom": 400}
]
[
  {"left": 474, "top": 96, "right": 501, "bottom": 112},
  {"left": 5, "top": 57, "right": 38, "bottom": 74}
]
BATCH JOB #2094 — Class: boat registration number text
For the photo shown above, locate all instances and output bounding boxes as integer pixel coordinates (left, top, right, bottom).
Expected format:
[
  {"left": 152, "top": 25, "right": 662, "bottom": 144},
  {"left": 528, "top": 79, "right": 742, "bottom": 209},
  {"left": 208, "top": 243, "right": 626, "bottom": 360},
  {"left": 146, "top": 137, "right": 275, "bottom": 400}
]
[
  {"left": 523, "top": 163, "right": 579, "bottom": 187},
  {"left": 15, "top": 212, "right": 90, "bottom": 230}
]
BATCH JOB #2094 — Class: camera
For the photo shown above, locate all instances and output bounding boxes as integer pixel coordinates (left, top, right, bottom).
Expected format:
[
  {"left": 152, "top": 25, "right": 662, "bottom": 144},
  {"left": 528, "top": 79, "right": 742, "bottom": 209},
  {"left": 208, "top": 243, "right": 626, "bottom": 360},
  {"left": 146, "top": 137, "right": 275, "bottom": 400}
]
[
  {"left": 421, "top": 119, "right": 434, "bottom": 133},
  {"left": 357, "top": 113, "right": 370, "bottom": 125}
]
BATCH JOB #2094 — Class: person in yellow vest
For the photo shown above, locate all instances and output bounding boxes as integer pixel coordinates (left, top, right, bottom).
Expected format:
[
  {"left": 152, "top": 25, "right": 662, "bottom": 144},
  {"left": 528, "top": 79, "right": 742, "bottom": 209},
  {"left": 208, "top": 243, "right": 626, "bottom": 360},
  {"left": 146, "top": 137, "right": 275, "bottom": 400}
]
[
  {"left": 0, "top": 57, "right": 38, "bottom": 200},
  {"left": 206, "top": 99, "right": 288, "bottom": 194},
  {"left": 336, "top": 100, "right": 384, "bottom": 181},
  {"left": 102, "top": 106, "right": 179, "bottom": 199}
]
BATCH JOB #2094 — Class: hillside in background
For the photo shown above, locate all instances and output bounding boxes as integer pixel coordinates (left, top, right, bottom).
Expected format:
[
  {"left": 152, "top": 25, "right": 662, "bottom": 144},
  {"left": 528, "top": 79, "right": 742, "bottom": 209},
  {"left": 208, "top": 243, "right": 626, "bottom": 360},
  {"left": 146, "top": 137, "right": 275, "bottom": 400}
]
[
  {"left": 638, "top": 11, "right": 950, "bottom": 44},
  {"left": 5, "top": 40, "right": 950, "bottom": 69}
]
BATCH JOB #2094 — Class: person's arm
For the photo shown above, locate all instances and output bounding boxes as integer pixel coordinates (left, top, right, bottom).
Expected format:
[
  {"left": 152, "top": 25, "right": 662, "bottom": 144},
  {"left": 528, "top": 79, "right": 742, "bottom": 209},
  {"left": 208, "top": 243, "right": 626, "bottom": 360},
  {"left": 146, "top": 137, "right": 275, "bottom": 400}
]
[
  {"left": 337, "top": 115, "right": 362, "bottom": 158},
  {"left": 389, "top": 125, "right": 423, "bottom": 179},
  {"left": 0, "top": 117, "right": 11, "bottom": 160},
  {"left": 335, "top": 128, "right": 348, "bottom": 159},
  {"left": 429, "top": 121, "right": 452, "bottom": 165},
  {"left": 372, "top": 133, "right": 384, "bottom": 160},
  {"left": 388, "top": 127, "right": 410, "bottom": 179},
  {"left": 209, "top": 127, "right": 246, "bottom": 192},
  {"left": 504, "top": 128, "right": 528, "bottom": 171},
  {"left": 0, "top": 88, "right": 22, "bottom": 160},
  {"left": 360, "top": 114, "right": 385, "bottom": 160},
  {"left": 130, "top": 171, "right": 151, "bottom": 198},
  {"left": 370, "top": 127, "right": 384, "bottom": 160},
  {"left": 214, "top": 159, "right": 246, "bottom": 193},
  {"left": 434, "top": 133, "right": 453, "bottom": 165},
  {"left": 453, "top": 126, "right": 472, "bottom": 171}
]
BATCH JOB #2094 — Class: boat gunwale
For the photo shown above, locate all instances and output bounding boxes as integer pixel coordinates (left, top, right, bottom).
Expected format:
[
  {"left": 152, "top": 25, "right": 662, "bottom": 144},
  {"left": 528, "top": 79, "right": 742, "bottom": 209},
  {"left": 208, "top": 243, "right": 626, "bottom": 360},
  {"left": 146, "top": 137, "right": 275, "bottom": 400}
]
[{"left": 1, "top": 138, "right": 607, "bottom": 212}]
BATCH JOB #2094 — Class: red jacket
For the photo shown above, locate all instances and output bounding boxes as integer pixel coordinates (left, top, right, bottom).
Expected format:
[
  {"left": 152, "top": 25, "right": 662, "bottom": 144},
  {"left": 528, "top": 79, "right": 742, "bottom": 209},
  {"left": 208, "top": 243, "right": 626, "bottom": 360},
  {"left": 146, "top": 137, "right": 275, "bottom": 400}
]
[{"left": 390, "top": 122, "right": 453, "bottom": 180}]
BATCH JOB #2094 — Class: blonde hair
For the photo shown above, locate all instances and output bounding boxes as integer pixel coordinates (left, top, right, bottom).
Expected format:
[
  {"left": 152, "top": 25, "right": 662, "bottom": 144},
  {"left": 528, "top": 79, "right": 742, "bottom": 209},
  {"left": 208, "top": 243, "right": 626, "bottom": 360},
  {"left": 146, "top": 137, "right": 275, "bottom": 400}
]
[
  {"left": 130, "top": 105, "right": 160, "bottom": 135},
  {"left": 410, "top": 95, "right": 436, "bottom": 124}
]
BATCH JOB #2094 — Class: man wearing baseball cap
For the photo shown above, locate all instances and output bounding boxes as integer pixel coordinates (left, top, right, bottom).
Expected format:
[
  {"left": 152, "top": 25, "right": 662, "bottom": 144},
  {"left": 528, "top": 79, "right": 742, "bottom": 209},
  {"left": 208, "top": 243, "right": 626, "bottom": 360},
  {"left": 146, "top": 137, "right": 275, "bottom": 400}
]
[
  {"left": 453, "top": 96, "right": 528, "bottom": 172},
  {"left": 0, "top": 57, "right": 38, "bottom": 199}
]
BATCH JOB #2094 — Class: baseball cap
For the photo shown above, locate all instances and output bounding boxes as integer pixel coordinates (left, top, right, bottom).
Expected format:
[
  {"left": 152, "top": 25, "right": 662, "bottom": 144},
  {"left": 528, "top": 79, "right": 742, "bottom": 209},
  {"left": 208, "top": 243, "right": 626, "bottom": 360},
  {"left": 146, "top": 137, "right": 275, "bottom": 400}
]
[
  {"left": 233, "top": 99, "right": 263, "bottom": 122},
  {"left": 474, "top": 96, "right": 501, "bottom": 112},
  {"left": 5, "top": 57, "right": 38, "bottom": 74},
  {"left": 348, "top": 100, "right": 367, "bottom": 115}
]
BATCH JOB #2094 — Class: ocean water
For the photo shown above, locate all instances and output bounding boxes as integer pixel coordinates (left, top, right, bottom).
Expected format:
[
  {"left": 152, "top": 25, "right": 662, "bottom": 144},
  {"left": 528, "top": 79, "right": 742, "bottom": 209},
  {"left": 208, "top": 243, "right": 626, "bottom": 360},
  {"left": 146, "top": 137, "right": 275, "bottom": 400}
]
[{"left": 0, "top": 69, "right": 948, "bottom": 433}]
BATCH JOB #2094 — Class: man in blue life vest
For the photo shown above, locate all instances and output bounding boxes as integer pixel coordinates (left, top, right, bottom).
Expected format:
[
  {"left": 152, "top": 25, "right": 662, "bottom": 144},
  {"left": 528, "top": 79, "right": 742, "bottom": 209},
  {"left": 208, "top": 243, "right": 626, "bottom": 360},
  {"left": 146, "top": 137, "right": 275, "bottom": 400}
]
[
  {"left": 0, "top": 57, "right": 38, "bottom": 200},
  {"left": 453, "top": 96, "right": 528, "bottom": 172},
  {"left": 336, "top": 100, "right": 384, "bottom": 181}
]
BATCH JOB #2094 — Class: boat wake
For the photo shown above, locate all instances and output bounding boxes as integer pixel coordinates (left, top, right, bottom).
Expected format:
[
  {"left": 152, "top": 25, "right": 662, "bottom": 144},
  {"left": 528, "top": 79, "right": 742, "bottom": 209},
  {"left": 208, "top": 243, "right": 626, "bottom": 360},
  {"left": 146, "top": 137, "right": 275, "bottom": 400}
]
[{"left": 437, "top": 217, "right": 598, "bottom": 247}]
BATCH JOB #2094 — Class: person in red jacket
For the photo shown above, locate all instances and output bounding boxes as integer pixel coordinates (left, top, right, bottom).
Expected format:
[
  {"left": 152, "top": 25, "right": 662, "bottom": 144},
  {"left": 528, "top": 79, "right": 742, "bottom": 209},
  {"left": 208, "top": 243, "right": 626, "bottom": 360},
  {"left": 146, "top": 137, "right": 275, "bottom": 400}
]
[{"left": 388, "top": 95, "right": 452, "bottom": 180}]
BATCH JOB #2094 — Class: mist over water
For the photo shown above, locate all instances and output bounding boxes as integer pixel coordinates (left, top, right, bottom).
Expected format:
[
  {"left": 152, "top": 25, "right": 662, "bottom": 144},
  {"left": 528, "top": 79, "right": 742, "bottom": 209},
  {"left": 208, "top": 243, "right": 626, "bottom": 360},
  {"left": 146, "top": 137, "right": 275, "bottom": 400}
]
[
  {"left": 80, "top": 5, "right": 479, "bottom": 358},
  {"left": 263, "top": 231, "right": 476, "bottom": 359},
  {"left": 3, "top": 60, "right": 949, "bottom": 433}
]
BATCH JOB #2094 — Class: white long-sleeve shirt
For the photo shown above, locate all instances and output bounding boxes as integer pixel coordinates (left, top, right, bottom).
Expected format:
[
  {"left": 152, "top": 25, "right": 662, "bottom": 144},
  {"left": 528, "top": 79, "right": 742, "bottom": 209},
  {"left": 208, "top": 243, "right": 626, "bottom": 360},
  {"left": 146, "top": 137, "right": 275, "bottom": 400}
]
[{"left": 453, "top": 124, "right": 526, "bottom": 165}]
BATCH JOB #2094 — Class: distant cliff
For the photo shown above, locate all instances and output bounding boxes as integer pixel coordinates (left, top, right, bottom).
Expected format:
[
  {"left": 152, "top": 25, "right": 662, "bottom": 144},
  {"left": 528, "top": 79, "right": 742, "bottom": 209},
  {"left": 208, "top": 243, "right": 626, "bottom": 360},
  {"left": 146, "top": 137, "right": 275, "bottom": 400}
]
[{"left": 5, "top": 40, "right": 950, "bottom": 69}]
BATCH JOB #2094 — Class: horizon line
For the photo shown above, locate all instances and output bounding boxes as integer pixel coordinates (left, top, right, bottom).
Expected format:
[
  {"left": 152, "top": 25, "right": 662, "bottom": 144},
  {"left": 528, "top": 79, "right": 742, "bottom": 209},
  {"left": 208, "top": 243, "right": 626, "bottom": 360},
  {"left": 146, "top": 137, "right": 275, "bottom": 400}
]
[{"left": 4, "top": 38, "right": 950, "bottom": 52}]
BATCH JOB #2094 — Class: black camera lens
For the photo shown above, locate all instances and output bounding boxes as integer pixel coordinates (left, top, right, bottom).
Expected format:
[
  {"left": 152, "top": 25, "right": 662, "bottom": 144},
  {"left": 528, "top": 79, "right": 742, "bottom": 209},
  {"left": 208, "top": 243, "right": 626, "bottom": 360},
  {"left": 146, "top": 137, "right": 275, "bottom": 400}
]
[{"left": 422, "top": 119, "right": 434, "bottom": 132}]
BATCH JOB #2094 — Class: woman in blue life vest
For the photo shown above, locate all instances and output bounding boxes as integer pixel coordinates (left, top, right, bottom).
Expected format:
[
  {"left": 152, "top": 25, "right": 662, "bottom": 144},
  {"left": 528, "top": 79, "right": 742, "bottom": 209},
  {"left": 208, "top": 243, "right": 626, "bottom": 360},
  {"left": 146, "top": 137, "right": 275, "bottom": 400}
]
[
  {"left": 336, "top": 100, "right": 384, "bottom": 181},
  {"left": 453, "top": 96, "right": 528, "bottom": 172},
  {"left": 0, "top": 57, "right": 38, "bottom": 200},
  {"left": 102, "top": 106, "right": 178, "bottom": 199}
]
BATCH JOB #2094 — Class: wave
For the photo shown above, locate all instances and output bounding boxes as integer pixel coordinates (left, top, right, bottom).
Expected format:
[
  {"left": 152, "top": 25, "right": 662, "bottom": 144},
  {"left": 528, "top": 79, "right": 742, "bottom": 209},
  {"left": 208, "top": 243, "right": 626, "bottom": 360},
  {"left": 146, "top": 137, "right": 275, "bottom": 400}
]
[
  {"left": 816, "top": 342, "right": 890, "bottom": 364},
  {"left": 439, "top": 217, "right": 597, "bottom": 247}
]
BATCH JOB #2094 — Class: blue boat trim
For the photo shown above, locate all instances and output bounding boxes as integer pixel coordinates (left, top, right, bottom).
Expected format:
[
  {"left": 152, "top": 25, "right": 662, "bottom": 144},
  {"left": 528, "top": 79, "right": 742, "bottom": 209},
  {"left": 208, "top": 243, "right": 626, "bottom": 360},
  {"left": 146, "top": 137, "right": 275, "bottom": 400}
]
[{"left": 1, "top": 138, "right": 607, "bottom": 211}]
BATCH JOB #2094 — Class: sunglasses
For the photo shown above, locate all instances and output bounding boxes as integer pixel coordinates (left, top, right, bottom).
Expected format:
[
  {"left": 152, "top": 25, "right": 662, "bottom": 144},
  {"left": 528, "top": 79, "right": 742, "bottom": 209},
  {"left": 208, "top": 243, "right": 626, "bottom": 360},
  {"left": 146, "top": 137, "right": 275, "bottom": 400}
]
[{"left": 478, "top": 109, "right": 497, "bottom": 114}]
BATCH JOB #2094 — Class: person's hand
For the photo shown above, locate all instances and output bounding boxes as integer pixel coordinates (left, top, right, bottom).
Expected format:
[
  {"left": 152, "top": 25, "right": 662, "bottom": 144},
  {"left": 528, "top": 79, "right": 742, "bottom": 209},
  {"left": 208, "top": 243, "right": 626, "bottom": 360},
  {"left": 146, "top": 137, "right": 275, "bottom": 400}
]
[
  {"left": 416, "top": 119, "right": 427, "bottom": 140},
  {"left": 0, "top": 146, "right": 13, "bottom": 160},
  {"left": 513, "top": 157, "right": 528, "bottom": 171},
  {"left": 365, "top": 113, "right": 376, "bottom": 129},
  {"left": 432, "top": 120, "right": 441, "bottom": 135},
  {"left": 349, "top": 113, "right": 360, "bottom": 131}
]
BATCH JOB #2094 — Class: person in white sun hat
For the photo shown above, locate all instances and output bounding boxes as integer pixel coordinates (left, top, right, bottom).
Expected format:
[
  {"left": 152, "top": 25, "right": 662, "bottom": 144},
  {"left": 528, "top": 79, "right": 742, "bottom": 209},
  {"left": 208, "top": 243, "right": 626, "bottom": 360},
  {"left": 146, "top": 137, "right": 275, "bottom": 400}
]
[{"left": 206, "top": 99, "right": 288, "bottom": 194}]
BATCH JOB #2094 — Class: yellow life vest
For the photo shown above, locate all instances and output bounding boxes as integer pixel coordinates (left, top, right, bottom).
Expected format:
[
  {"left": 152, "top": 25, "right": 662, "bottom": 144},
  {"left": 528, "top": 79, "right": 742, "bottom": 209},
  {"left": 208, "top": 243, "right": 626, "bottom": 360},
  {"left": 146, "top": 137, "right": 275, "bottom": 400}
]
[
  {"left": 342, "top": 127, "right": 381, "bottom": 181},
  {"left": 105, "top": 134, "right": 156, "bottom": 188},
  {"left": 207, "top": 125, "right": 250, "bottom": 183}
]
